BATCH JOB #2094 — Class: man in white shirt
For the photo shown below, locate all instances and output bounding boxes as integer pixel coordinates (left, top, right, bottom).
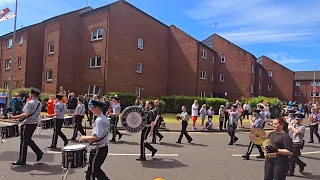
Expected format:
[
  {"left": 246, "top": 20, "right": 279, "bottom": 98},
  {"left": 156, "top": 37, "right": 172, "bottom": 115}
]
[
  {"left": 191, "top": 100, "right": 199, "bottom": 131},
  {"left": 243, "top": 102, "right": 251, "bottom": 119}
]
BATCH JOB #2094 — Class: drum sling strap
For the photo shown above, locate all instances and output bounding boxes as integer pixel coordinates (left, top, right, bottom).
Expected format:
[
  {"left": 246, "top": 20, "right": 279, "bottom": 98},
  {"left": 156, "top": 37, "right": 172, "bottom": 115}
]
[
  {"left": 89, "top": 132, "right": 108, "bottom": 146},
  {"left": 19, "top": 102, "right": 40, "bottom": 123}
]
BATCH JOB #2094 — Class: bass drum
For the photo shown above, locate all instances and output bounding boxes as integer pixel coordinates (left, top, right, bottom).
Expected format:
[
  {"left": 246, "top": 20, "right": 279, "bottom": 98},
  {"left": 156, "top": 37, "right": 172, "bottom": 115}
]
[{"left": 121, "top": 106, "right": 147, "bottom": 133}]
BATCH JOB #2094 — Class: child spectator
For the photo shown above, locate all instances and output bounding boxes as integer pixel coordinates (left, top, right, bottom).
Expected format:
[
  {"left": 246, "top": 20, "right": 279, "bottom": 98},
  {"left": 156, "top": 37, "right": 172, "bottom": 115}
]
[{"left": 199, "top": 104, "right": 207, "bottom": 130}]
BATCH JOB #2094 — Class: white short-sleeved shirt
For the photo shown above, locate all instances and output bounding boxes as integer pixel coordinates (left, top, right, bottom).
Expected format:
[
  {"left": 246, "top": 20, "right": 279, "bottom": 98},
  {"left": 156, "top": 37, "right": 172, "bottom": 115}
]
[{"left": 191, "top": 104, "right": 199, "bottom": 116}]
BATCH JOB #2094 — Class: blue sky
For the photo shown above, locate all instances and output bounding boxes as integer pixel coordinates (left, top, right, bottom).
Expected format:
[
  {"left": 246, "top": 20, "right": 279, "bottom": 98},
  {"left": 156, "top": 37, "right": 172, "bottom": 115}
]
[{"left": 1, "top": 0, "right": 319, "bottom": 71}]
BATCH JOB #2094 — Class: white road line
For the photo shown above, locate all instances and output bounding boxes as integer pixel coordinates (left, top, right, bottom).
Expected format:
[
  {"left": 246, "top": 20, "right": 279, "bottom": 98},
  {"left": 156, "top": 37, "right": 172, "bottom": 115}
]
[
  {"left": 46, "top": 151, "right": 178, "bottom": 157},
  {"left": 232, "top": 151, "right": 320, "bottom": 157}
]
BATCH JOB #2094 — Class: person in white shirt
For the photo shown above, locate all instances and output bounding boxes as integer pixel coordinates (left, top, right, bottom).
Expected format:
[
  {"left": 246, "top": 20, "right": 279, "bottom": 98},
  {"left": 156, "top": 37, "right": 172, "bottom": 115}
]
[
  {"left": 243, "top": 102, "right": 251, "bottom": 119},
  {"left": 191, "top": 100, "right": 199, "bottom": 131}
]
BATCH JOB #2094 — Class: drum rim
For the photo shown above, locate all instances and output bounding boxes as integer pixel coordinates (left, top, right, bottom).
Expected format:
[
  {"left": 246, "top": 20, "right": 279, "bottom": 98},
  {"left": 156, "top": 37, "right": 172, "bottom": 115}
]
[
  {"left": 0, "top": 124, "right": 18, "bottom": 127},
  {"left": 62, "top": 144, "right": 87, "bottom": 151}
]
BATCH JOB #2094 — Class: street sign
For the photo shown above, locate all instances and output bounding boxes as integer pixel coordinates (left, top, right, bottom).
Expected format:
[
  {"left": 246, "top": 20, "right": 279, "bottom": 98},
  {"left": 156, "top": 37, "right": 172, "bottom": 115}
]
[{"left": 313, "top": 86, "right": 317, "bottom": 92}]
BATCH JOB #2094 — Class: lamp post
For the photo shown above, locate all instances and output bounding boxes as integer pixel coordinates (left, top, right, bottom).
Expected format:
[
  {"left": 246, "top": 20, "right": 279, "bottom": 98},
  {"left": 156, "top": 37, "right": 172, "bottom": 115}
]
[{"left": 312, "top": 65, "right": 320, "bottom": 104}]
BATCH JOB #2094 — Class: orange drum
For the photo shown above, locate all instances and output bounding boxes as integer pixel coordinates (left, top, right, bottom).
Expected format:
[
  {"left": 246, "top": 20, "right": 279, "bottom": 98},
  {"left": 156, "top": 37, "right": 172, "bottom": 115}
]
[{"left": 62, "top": 97, "right": 67, "bottom": 104}]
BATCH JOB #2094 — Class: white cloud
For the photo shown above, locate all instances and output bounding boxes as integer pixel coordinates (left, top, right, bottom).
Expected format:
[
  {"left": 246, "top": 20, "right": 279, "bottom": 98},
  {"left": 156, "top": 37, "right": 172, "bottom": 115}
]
[
  {"left": 186, "top": 0, "right": 320, "bottom": 44},
  {"left": 265, "top": 52, "right": 309, "bottom": 65}
]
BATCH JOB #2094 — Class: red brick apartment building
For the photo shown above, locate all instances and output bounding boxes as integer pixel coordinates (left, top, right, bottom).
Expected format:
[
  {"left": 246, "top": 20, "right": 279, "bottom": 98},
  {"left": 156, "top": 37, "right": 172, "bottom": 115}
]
[
  {"left": 294, "top": 71, "right": 320, "bottom": 103},
  {"left": 0, "top": 0, "right": 298, "bottom": 102}
]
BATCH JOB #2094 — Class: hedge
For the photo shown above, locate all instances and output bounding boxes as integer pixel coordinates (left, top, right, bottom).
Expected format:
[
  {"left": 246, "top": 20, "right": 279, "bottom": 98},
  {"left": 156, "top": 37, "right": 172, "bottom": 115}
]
[
  {"left": 240, "top": 96, "right": 281, "bottom": 118},
  {"left": 106, "top": 92, "right": 137, "bottom": 110}
]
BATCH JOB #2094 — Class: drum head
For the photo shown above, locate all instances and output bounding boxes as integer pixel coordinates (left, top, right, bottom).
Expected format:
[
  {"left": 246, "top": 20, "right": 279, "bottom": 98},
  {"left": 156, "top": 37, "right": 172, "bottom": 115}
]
[
  {"left": 62, "top": 144, "right": 86, "bottom": 151},
  {"left": 41, "top": 118, "right": 52, "bottom": 121},
  {"left": 64, "top": 116, "right": 73, "bottom": 119},
  {"left": 121, "top": 106, "right": 147, "bottom": 133}
]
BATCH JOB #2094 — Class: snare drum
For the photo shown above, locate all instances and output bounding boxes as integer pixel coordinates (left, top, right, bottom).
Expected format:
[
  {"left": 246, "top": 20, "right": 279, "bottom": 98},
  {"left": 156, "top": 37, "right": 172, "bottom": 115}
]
[
  {"left": 40, "top": 118, "right": 54, "bottom": 129},
  {"left": 63, "top": 116, "right": 74, "bottom": 126},
  {"left": 0, "top": 124, "right": 19, "bottom": 139},
  {"left": 62, "top": 144, "right": 87, "bottom": 169}
]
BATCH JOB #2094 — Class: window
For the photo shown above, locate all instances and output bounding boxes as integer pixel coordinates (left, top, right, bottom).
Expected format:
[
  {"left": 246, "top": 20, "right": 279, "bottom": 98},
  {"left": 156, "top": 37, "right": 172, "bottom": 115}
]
[
  {"left": 200, "top": 92, "right": 206, "bottom": 98},
  {"left": 268, "top": 85, "right": 272, "bottom": 91},
  {"left": 3, "top": 82, "right": 8, "bottom": 89},
  {"left": 268, "top": 71, "right": 272, "bottom": 77},
  {"left": 310, "top": 92, "right": 320, "bottom": 97},
  {"left": 251, "top": 84, "right": 254, "bottom": 94},
  {"left": 18, "top": 57, "right": 22, "bottom": 68},
  {"left": 138, "top": 38, "right": 144, "bottom": 49},
  {"left": 135, "top": 87, "right": 141, "bottom": 97},
  {"left": 19, "top": 35, "right": 23, "bottom": 45},
  {"left": 200, "top": 70, "right": 206, "bottom": 80},
  {"left": 211, "top": 74, "right": 214, "bottom": 82},
  {"left": 136, "top": 62, "right": 142, "bottom": 73},
  {"left": 210, "top": 93, "right": 213, "bottom": 98},
  {"left": 251, "top": 65, "right": 255, "bottom": 74},
  {"left": 221, "top": 55, "right": 226, "bottom": 63},
  {"left": 259, "top": 68, "right": 262, "bottom": 75},
  {"left": 88, "top": 85, "right": 101, "bottom": 96},
  {"left": 212, "top": 55, "right": 215, "bottom": 63},
  {"left": 259, "top": 83, "right": 261, "bottom": 90},
  {"left": 48, "top": 43, "right": 54, "bottom": 54},
  {"left": 91, "top": 28, "right": 103, "bottom": 41},
  {"left": 46, "top": 70, "right": 53, "bottom": 82},
  {"left": 201, "top": 49, "right": 207, "bottom": 59},
  {"left": 90, "top": 56, "right": 101, "bottom": 68},
  {"left": 5, "top": 60, "right": 11, "bottom": 70},
  {"left": 7, "top": 38, "right": 12, "bottom": 48},
  {"left": 295, "top": 82, "right": 300, "bottom": 87},
  {"left": 295, "top": 92, "right": 300, "bottom": 96},
  {"left": 310, "top": 82, "right": 320, "bottom": 86},
  {"left": 219, "top": 74, "right": 225, "bottom": 82}
]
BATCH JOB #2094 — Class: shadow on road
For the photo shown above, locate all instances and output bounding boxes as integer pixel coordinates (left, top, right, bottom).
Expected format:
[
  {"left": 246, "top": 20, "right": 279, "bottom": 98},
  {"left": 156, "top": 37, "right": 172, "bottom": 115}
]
[
  {"left": 301, "top": 156, "right": 320, "bottom": 161},
  {"left": 295, "top": 172, "right": 320, "bottom": 179},
  {"left": 234, "top": 144, "right": 249, "bottom": 147},
  {"left": 0, "top": 151, "right": 55, "bottom": 162},
  {"left": 141, "top": 158, "right": 187, "bottom": 169},
  {"left": 188, "top": 143, "right": 208, "bottom": 147},
  {"left": 303, "top": 144, "right": 320, "bottom": 148},
  {"left": 33, "top": 134, "right": 54, "bottom": 139},
  {"left": 110, "top": 141, "right": 140, "bottom": 146},
  {"left": 158, "top": 142, "right": 183, "bottom": 148},
  {"left": 10, "top": 163, "right": 75, "bottom": 176}
]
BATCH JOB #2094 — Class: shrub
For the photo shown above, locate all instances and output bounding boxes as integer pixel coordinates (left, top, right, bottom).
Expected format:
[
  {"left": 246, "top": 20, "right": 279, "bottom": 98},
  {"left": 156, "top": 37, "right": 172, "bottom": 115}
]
[
  {"left": 106, "top": 92, "right": 137, "bottom": 110},
  {"left": 141, "top": 98, "right": 166, "bottom": 108},
  {"left": 204, "top": 98, "right": 228, "bottom": 114},
  {"left": 246, "top": 96, "right": 280, "bottom": 118}
]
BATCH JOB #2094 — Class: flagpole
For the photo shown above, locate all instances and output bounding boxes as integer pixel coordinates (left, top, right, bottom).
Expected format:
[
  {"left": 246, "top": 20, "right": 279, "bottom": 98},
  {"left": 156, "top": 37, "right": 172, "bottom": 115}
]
[{"left": 8, "top": 0, "right": 18, "bottom": 101}]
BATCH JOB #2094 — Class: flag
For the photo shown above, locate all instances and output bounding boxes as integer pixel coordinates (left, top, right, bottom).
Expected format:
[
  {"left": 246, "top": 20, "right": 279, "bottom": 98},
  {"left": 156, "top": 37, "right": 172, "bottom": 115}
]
[{"left": 0, "top": 8, "right": 15, "bottom": 22}]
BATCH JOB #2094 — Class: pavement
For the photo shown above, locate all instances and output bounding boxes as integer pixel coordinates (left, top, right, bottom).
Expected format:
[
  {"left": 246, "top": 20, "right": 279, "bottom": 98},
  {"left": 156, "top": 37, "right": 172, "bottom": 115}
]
[{"left": 0, "top": 126, "right": 320, "bottom": 180}]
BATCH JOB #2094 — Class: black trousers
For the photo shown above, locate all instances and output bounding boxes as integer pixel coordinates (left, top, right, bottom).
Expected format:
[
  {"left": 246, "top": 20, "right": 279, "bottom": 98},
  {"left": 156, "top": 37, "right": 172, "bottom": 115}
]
[
  {"left": 140, "top": 126, "right": 156, "bottom": 159},
  {"left": 264, "top": 157, "right": 289, "bottom": 180},
  {"left": 89, "top": 111, "right": 97, "bottom": 126},
  {"left": 227, "top": 124, "right": 237, "bottom": 144},
  {"left": 178, "top": 121, "right": 192, "bottom": 142},
  {"left": 50, "top": 118, "right": 68, "bottom": 147},
  {"left": 18, "top": 124, "right": 42, "bottom": 163},
  {"left": 219, "top": 118, "right": 224, "bottom": 130},
  {"left": 224, "top": 112, "right": 229, "bottom": 129},
  {"left": 111, "top": 116, "right": 122, "bottom": 140},
  {"left": 289, "top": 143, "right": 306, "bottom": 173},
  {"left": 86, "top": 146, "right": 109, "bottom": 180},
  {"left": 310, "top": 124, "right": 320, "bottom": 142},
  {"left": 72, "top": 115, "right": 86, "bottom": 139},
  {"left": 152, "top": 119, "right": 164, "bottom": 143},
  {"left": 243, "top": 110, "right": 249, "bottom": 119},
  {"left": 246, "top": 141, "right": 264, "bottom": 156}
]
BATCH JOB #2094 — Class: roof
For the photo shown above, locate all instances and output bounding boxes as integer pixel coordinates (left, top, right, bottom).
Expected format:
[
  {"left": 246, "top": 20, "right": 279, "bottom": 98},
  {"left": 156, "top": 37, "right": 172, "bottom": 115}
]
[
  {"left": 259, "top": 55, "right": 293, "bottom": 73},
  {"left": 295, "top": 71, "right": 320, "bottom": 81}
]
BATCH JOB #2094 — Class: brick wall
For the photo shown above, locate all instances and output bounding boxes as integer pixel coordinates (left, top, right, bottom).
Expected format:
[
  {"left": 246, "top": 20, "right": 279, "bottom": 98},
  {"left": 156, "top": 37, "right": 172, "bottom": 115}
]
[{"left": 294, "top": 80, "right": 317, "bottom": 103}]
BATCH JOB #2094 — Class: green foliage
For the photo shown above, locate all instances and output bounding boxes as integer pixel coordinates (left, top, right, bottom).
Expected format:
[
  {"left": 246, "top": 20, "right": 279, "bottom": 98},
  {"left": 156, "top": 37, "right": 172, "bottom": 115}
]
[
  {"left": 204, "top": 98, "right": 228, "bottom": 113},
  {"left": 106, "top": 92, "right": 137, "bottom": 110},
  {"left": 141, "top": 98, "right": 166, "bottom": 108},
  {"left": 243, "top": 96, "right": 280, "bottom": 118}
]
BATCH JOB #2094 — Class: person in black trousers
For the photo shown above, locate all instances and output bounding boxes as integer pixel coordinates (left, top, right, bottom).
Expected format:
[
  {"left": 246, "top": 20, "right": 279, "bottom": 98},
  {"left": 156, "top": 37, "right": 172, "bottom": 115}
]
[
  {"left": 218, "top": 105, "right": 225, "bottom": 131},
  {"left": 151, "top": 100, "right": 164, "bottom": 144},
  {"left": 110, "top": 97, "right": 122, "bottom": 142},
  {"left": 136, "top": 101, "right": 157, "bottom": 161},
  {"left": 308, "top": 107, "right": 320, "bottom": 143},
  {"left": 176, "top": 106, "right": 192, "bottom": 144},
  {"left": 224, "top": 102, "right": 231, "bottom": 131},
  {"left": 71, "top": 96, "right": 86, "bottom": 140}
]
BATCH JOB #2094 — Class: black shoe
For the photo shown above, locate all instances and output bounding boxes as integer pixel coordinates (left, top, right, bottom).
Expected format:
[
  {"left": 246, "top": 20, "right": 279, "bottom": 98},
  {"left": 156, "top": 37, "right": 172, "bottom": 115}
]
[
  {"left": 242, "top": 154, "right": 249, "bottom": 160},
  {"left": 299, "top": 164, "right": 306, "bottom": 172},
  {"left": 64, "top": 140, "right": 69, "bottom": 146},
  {"left": 151, "top": 149, "right": 158, "bottom": 157},
  {"left": 118, "top": 134, "right": 123, "bottom": 140},
  {"left": 159, "top": 137, "right": 163, "bottom": 142},
  {"left": 37, "top": 152, "right": 44, "bottom": 162},
  {"left": 110, "top": 139, "right": 116, "bottom": 142},
  {"left": 228, "top": 142, "right": 233, "bottom": 145},
  {"left": 70, "top": 138, "right": 76, "bottom": 141},
  {"left": 234, "top": 137, "right": 239, "bottom": 143},
  {"left": 287, "top": 171, "right": 294, "bottom": 176},
  {"left": 136, "top": 157, "right": 146, "bottom": 161},
  {"left": 188, "top": 139, "right": 193, "bottom": 143},
  {"left": 308, "top": 140, "right": 314, "bottom": 143},
  {"left": 176, "top": 141, "right": 181, "bottom": 144},
  {"left": 12, "top": 161, "right": 26, "bottom": 166},
  {"left": 256, "top": 155, "right": 265, "bottom": 159}
]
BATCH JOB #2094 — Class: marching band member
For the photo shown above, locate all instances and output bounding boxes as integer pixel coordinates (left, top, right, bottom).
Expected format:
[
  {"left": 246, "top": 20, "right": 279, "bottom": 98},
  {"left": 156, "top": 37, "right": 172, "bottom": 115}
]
[
  {"left": 308, "top": 107, "right": 320, "bottom": 143},
  {"left": 151, "top": 100, "right": 164, "bottom": 144},
  {"left": 80, "top": 100, "right": 110, "bottom": 180},
  {"left": 71, "top": 96, "right": 86, "bottom": 140},
  {"left": 287, "top": 113, "right": 307, "bottom": 176},
  {"left": 176, "top": 106, "right": 193, "bottom": 144},
  {"left": 110, "top": 97, "right": 122, "bottom": 142},
  {"left": 259, "top": 105, "right": 266, "bottom": 128},
  {"left": 9, "top": 87, "right": 43, "bottom": 166},
  {"left": 264, "top": 117, "right": 293, "bottom": 180},
  {"left": 227, "top": 105, "right": 239, "bottom": 145},
  {"left": 48, "top": 94, "right": 68, "bottom": 149},
  {"left": 242, "top": 109, "right": 265, "bottom": 160},
  {"left": 136, "top": 101, "right": 157, "bottom": 161}
]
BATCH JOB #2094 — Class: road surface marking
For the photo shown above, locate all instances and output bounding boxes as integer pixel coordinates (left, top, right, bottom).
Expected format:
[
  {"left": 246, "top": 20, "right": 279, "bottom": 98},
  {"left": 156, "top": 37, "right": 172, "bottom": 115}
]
[
  {"left": 232, "top": 151, "right": 320, "bottom": 157},
  {"left": 46, "top": 151, "right": 178, "bottom": 157}
]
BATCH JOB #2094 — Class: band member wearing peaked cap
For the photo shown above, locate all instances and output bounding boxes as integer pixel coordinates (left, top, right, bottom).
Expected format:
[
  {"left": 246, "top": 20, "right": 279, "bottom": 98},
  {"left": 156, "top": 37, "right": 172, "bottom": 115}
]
[
  {"left": 9, "top": 87, "right": 44, "bottom": 165},
  {"left": 71, "top": 96, "right": 86, "bottom": 140},
  {"left": 110, "top": 97, "right": 122, "bottom": 142},
  {"left": 227, "top": 105, "right": 239, "bottom": 145},
  {"left": 80, "top": 100, "right": 110, "bottom": 180}
]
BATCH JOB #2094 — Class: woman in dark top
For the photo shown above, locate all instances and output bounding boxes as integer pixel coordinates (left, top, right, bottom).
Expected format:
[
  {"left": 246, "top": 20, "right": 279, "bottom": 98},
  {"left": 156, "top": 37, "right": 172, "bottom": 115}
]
[{"left": 264, "top": 117, "right": 293, "bottom": 180}]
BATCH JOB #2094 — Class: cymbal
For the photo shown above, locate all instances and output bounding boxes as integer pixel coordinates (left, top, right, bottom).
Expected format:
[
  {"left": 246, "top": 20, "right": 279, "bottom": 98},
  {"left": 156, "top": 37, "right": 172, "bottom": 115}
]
[
  {"left": 262, "top": 139, "right": 276, "bottom": 149},
  {"left": 249, "top": 128, "right": 267, "bottom": 145}
]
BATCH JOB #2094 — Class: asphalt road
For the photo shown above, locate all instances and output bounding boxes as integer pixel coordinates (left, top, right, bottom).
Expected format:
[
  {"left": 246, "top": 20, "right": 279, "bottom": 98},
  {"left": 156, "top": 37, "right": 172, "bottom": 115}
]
[{"left": 0, "top": 126, "right": 320, "bottom": 180}]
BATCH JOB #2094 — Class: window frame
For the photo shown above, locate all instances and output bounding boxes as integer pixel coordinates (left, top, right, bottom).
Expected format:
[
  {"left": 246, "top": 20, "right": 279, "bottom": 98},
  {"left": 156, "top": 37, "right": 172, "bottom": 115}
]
[
  {"left": 138, "top": 38, "right": 144, "bottom": 50},
  {"left": 251, "top": 84, "right": 254, "bottom": 94},
  {"left": 7, "top": 38, "right": 12, "bottom": 48},
  {"left": 88, "top": 85, "right": 101, "bottom": 96},
  {"left": 91, "top": 28, "right": 103, "bottom": 41},
  {"left": 251, "top": 65, "right": 255, "bottom": 74},
  {"left": 200, "top": 92, "right": 206, "bottom": 98},
  {"left": 268, "top": 71, "right": 273, "bottom": 77},
  {"left": 201, "top": 49, "right": 207, "bottom": 59},
  {"left": 310, "top": 92, "right": 320, "bottom": 97},
  {"left": 89, "top": 56, "right": 102, "bottom": 68},
  {"left": 295, "top": 92, "right": 301, "bottom": 96},
  {"left": 295, "top": 81, "right": 300, "bottom": 87},
  {"left": 5, "top": 59, "right": 11, "bottom": 70},
  {"left": 46, "top": 69, "right": 53, "bottom": 82},
  {"left": 259, "top": 68, "right": 262, "bottom": 75},
  {"left": 135, "top": 87, "right": 141, "bottom": 97},
  {"left": 3, "top": 82, "right": 9, "bottom": 89},
  {"left": 310, "top": 82, "right": 320, "bottom": 87},
  {"left": 48, "top": 42, "right": 54, "bottom": 55},
  {"left": 268, "top": 85, "right": 272, "bottom": 91},
  {"left": 211, "top": 74, "right": 214, "bottom": 82},
  {"left": 19, "top": 35, "right": 23, "bottom": 45},
  {"left": 200, "top": 70, "right": 206, "bottom": 80},
  {"left": 136, "top": 62, "right": 142, "bottom": 73},
  {"left": 221, "top": 55, "right": 226, "bottom": 63},
  {"left": 219, "top": 74, "right": 225, "bottom": 82},
  {"left": 18, "top": 57, "right": 22, "bottom": 69}
]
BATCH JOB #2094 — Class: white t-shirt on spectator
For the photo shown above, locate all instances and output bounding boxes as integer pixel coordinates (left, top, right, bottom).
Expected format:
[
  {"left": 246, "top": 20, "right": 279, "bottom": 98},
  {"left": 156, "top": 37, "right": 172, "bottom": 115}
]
[{"left": 192, "top": 104, "right": 199, "bottom": 116}]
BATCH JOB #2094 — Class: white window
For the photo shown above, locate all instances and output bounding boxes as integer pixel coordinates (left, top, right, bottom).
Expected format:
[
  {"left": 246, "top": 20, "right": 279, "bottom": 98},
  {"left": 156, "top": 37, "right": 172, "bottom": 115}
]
[
  {"left": 5, "top": 60, "right": 11, "bottom": 70},
  {"left": 210, "top": 93, "right": 213, "bottom": 98},
  {"left": 251, "top": 84, "right": 253, "bottom": 94},
  {"left": 136, "top": 63, "right": 142, "bottom": 73},
  {"left": 135, "top": 87, "right": 141, "bottom": 97},
  {"left": 88, "top": 85, "right": 101, "bottom": 96},
  {"left": 251, "top": 65, "right": 255, "bottom": 74},
  {"left": 310, "top": 82, "right": 320, "bottom": 86},
  {"left": 311, "top": 92, "right": 320, "bottom": 97},
  {"left": 91, "top": 28, "right": 103, "bottom": 41},
  {"left": 200, "top": 70, "right": 206, "bottom": 80},
  {"left": 201, "top": 49, "right": 207, "bottom": 59},
  {"left": 212, "top": 55, "right": 215, "bottom": 63},
  {"left": 296, "top": 82, "right": 300, "bottom": 87},
  {"left": 138, "top": 38, "right": 143, "bottom": 49},
  {"left": 268, "top": 85, "right": 272, "bottom": 91},
  {"left": 259, "top": 83, "right": 261, "bottom": 90},
  {"left": 259, "top": 68, "right": 262, "bottom": 75},
  {"left": 7, "top": 38, "right": 12, "bottom": 48},
  {"left": 48, "top": 43, "right": 54, "bottom": 54},
  {"left": 219, "top": 74, "right": 224, "bottom": 82},
  {"left": 221, "top": 55, "right": 226, "bottom": 63},
  {"left": 268, "top": 71, "right": 273, "bottom": 77},
  {"left": 211, "top": 74, "right": 214, "bottom": 82},
  {"left": 200, "top": 92, "right": 206, "bottom": 98},
  {"left": 46, "top": 70, "right": 52, "bottom": 82},
  {"left": 90, "top": 56, "right": 101, "bottom": 68},
  {"left": 295, "top": 92, "right": 300, "bottom": 96},
  {"left": 4, "top": 82, "right": 9, "bottom": 89},
  {"left": 19, "top": 35, "right": 23, "bottom": 45},
  {"left": 18, "top": 57, "right": 22, "bottom": 68}
]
